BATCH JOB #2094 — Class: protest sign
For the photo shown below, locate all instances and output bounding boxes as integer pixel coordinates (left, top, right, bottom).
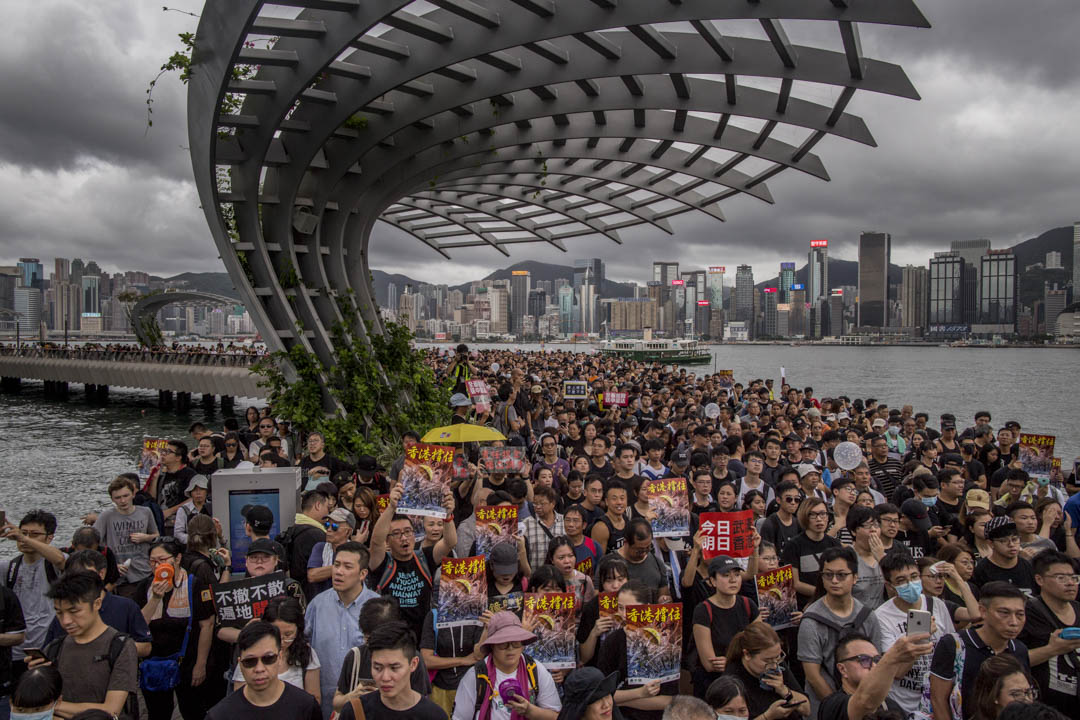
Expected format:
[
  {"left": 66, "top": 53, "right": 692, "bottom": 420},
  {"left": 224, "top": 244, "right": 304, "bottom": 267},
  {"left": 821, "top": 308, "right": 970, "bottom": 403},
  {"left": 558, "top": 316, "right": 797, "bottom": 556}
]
[
  {"left": 644, "top": 477, "right": 690, "bottom": 538},
  {"left": 716, "top": 370, "right": 734, "bottom": 388},
  {"left": 563, "top": 380, "right": 588, "bottom": 400},
  {"left": 436, "top": 556, "right": 487, "bottom": 628},
  {"left": 397, "top": 443, "right": 455, "bottom": 518},
  {"left": 465, "top": 379, "right": 492, "bottom": 415},
  {"left": 488, "top": 591, "right": 524, "bottom": 616},
  {"left": 1018, "top": 434, "right": 1055, "bottom": 484},
  {"left": 755, "top": 565, "right": 797, "bottom": 630},
  {"left": 211, "top": 572, "right": 289, "bottom": 627},
  {"left": 598, "top": 591, "right": 623, "bottom": 628},
  {"left": 376, "top": 494, "right": 390, "bottom": 514},
  {"left": 605, "top": 391, "right": 628, "bottom": 407},
  {"left": 523, "top": 593, "right": 577, "bottom": 670},
  {"left": 625, "top": 603, "right": 682, "bottom": 684},
  {"left": 479, "top": 446, "right": 528, "bottom": 474},
  {"left": 139, "top": 437, "right": 168, "bottom": 481},
  {"left": 698, "top": 511, "right": 756, "bottom": 560},
  {"left": 474, "top": 505, "right": 518, "bottom": 558}
]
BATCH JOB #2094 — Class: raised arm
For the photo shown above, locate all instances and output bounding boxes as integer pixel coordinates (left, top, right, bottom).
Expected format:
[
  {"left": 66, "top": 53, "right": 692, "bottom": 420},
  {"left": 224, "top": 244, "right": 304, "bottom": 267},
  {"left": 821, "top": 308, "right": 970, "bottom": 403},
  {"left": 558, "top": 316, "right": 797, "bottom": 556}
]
[{"left": 368, "top": 484, "right": 401, "bottom": 570}]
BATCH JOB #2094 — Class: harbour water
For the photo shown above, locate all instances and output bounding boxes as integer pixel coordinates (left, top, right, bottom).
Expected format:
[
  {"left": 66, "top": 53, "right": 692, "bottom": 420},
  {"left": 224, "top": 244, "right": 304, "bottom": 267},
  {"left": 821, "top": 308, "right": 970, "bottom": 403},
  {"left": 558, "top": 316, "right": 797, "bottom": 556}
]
[{"left": 0, "top": 344, "right": 1076, "bottom": 544}]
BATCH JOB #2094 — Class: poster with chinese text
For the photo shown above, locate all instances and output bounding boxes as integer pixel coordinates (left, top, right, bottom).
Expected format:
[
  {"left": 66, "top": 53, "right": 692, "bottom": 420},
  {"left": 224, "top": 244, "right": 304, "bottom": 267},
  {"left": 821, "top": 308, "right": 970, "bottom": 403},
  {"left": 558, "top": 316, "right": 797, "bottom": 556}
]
[
  {"left": 1018, "top": 434, "right": 1055, "bottom": 484},
  {"left": 625, "top": 603, "right": 683, "bottom": 684},
  {"left": 698, "top": 510, "right": 755, "bottom": 560},
  {"left": 397, "top": 443, "right": 455, "bottom": 518},
  {"left": 644, "top": 477, "right": 690, "bottom": 538},
  {"left": 523, "top": 592, "right": 577, "bottom": 670},
  {"left": 465, "top": 379, "right": 492, "bottom": 415},
  {"left": 139, "top": 437, "right": 169, "bottom": 482},
  {"left": 488, "top": 591, "right": 524, "bottom": 616},
  {"left": 563, "top": 380, "right": 588, "bottom": 400},
  {"left": 211, "top": 572, "right": 289, "bottom": 627},
  {"left": 436, "top": 556, "right": 487, "bottom": 628},
  {"left": 598, "top": 591, "right": 623, "bottom": 628},
  {"left": 605, "top": 391, "right": 628, "bottom": 407},
  {"left": 716, "top": 370, "right": 734, "bottom": 388},
  {"left": 479, "top": 446, "right": 528, "bottom": 474},
  {"left": 755, "top": 565, "right": 797, "bottom": 630},
  {"left": 474, "top": 505, "right": 519, "bottom": 558}
]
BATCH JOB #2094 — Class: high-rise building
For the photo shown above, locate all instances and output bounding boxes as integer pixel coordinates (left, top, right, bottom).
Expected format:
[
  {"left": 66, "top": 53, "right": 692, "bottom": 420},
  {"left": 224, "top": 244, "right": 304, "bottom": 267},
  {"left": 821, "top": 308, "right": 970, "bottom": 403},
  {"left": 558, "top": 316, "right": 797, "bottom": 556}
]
[
  {"left": 398, "top": 291, "right": 420, "bottom": 332},
  {"left": 707, "top": 266, "right": 725, "bottom": 339},
  {"left": 950, "top": 239, "right": 991, "bottom": 325},
  {"left": 857, "top": 231, "right": 891, "bottom": 328},
  {"left": 652, "top": 262, "right": 679, "bottom": 287},
  {"left": 70, "top": 258, "right": 85, "bottom": 288},
  {"left": 807, "top": 240, "right": 829, "bottom": 303},
  {"left": 734, "top": 265, "right": 754, "bottom": 323},
  {"left": 386, "top": 282, "right": 399, "bottom": 310},
  {"left": 646, "top": 282, "right": 667, "bottom": 333},
  {"left": 1045, "top": 251, "right": 1062, "bottom": 270},
  {"left": 527, "top": 289, "right": 547, "bottom": 321},
  {"left": 976, "top": 250, "right": 1016, "bottom": 332},
  {"left": 928, "top": 252, "right": 965, "bottom": 332},
  {"left": 575, "top": 259, "right": 603, "bottom": 334},
  {"left": 558, "top": 285, "right": 574, "bottom": 335},
  {"left": 14, "top": 286, "right": 42, "bottom": 336},
  {"left": 779, "top": 262, "right": 796, "bottom": 303},
  {"left": 0, "top": 268, "right": 18, "bottom": 312},
  {"left": 900, "top": 265, "right": 928, "bottom": 330},
  {"left": 18, "top": 258, "right": 44, "bottom": 291},
  {"left": 788, "top": 287, "right": 806, "bottom": 336},
  {"left": 509, "top": 270, "right": 531, "bottom": 335},
  {"left": 489, "top": 286, "right": 510, "bottom": 334},
  {"left": 81, "top": 275, "right": 101, "bottom": 315},
  {"left": 763, "top": 288, "right": 779, "bottom": 337},
  {"left": 1073, "top": 222, "right": 1080, "bottom": 292},
  {"left": 54, "top": 258, "right": 70, "bottom": 284},
  {"left": 827, "top": 289, "right": 846, "bottom": 336},
  {"left": 1044, "top": 284, "right": 1066, "bottom": 334}
]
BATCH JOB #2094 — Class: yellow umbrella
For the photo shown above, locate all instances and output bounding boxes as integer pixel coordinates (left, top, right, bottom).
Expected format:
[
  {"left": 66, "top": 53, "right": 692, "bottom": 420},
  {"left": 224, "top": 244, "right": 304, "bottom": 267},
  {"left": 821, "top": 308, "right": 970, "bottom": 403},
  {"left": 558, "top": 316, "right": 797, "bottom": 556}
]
[{"left": 421, "top": 424, "right": 506, "bottom": 443}]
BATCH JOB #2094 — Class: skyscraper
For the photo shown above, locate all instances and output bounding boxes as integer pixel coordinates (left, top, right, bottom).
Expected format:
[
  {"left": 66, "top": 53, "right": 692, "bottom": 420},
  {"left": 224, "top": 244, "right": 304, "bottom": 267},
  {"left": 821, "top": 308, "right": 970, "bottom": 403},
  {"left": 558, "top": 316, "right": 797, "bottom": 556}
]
[
  {"left": 762, "top": 288, "right": 779, "bottom": 337},
  {"left": 950, "top": 239, "right": 991, "bottom": 325},
  {"left": 509, "top": 270, "right": 530, "bottom": 335},
  {"left": 558, "top": 285, "right": 574, "bottom": 335},
  {"left": 14, "top": 286, "right": 42, "bottom": 336},
  {"left": 734, "top": 265, "right": 754, "bottom": 323},
  {"left": 652, "top": 262, "right": 679, "bottom": 287},
  {"left": 54, "top": 258, "right": 70, "bottom": 284},
  {"left": 575, "top": 259, "right": 603, "bottom": 333},
  {"left": 1073, "top": 222, "right": 1080, "bottom": 293},
  {"left": 17, "top": 258, "right": 43, "bottom": 291},
  {"left": 857, "top": 231, "right": 891, "bottom": 328},
  {"left": 977, "top": 250, "right": 1016, "bottom": 332},
  {"left": 807, "top": 240, "right": 829, "bottom": 304},
  {"left": 928, "top": 252, "right": 964, "bottom": 331},
  {"left": 828, "top": 289, "right": 846, "bottom": 336},
  {"left": 707, "top": 266, "right": 725, "bottom": 339},
  {"left": 900, "top": 265, "right": 928, "bottom": 331},
  {"left": 779, "top": 263, "right": 796, "bottom": 303},
  {"left": 81, "top": 274, "right": 101, "bottom": 315},
  {"left": 386, "top": 282, "right": 399, "bottom": 310},
  {"left": 1044, "top": 284, "right": 1066, "bottom": 333},
  {"left": 527, "top": 289, "right": 547, "bottom": 320}
]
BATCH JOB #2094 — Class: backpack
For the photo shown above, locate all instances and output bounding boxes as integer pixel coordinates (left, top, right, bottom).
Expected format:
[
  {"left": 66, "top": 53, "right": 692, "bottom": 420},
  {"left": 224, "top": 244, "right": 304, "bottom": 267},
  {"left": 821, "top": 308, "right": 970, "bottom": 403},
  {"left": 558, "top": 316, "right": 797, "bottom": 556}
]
[
  {"left": 473, "top": 654, "right": 539, "bottom": 720},
  {"left": 275, "top": 524, "right": 323, "bottom": 586},
  {"left": 802, "top": 603, "right": 873, "bottom": 684},
  {"left": 375, "top": 550, "right": 433, "bottom": 593},
  {"left": 688, "top": 596, "right": 752, "bottom": 671},
  {"left": 5, "top": 556, "right": 59, "bottom": 589},
  {"left": 133, "top": 490, "right": 166, "bottom": 536},
  {"left": 44, "top": 631, "right": 140, "bottom": 720}
]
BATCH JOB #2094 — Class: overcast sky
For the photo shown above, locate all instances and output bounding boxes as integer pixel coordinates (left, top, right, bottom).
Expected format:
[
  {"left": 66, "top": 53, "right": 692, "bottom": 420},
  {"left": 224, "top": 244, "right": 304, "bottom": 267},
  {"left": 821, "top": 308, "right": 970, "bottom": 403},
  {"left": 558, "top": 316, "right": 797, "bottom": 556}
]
[{"left": 1, "top": 1, "right": 1077, "bottom": 286}]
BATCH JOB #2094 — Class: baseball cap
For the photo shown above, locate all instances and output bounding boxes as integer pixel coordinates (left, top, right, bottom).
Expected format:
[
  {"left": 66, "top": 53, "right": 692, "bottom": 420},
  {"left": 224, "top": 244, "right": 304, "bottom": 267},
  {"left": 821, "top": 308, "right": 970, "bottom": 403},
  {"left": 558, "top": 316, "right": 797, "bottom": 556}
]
[
  {"left": 796, "top": 463, "right": 820, "bottom": 479},
  {"left": 837, "top": 412, "right": 850, "bottom": 420},
  {"left": 671, "top": 450, "right": 690, "bottom": 466},
  {"left": 243, "top": 505, "right": 275, "bottom": 533},
  {"left": 900, "top": 499, "right": 931, "bottom": 531},
  {"left": 872, "top": 418, "right": 887, "bottom": 429},
  {"left": 450, "top": 393, "right": 473, "bottom": 408},
  {"left": 965, "top": 489, "right": 991, "bottom": 511},
  {"left": 942, "top": 453, "right": 963, "bottom": 467},
  {"left": 707, "top": 555, "right": 743, "bottom": 576},
  {"left": 985, "top": 516, "right": 1018, "bottom": 541},
  {"left": 531, "top": 384, "right": 543, "bottom": 394},
  {"left": 246, "top": 537, "right": 282, "bottom": 559},
  {"left": 489, "top": 543, "right": 519, "bottom": 576},
  {"left": 327, "top": 508, "right": 356, "bottom": 529}
]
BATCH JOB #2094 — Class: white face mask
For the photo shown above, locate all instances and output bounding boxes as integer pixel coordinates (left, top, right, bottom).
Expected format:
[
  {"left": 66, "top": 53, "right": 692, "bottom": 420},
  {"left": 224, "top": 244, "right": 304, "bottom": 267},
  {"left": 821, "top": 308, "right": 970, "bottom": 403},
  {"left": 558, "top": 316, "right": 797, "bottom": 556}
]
[
  {"left": 12, "top": 704, "right": 57, "bottom": 720},
  {"left": 716, "top": 714, "right": 748, "bottom": 720}
]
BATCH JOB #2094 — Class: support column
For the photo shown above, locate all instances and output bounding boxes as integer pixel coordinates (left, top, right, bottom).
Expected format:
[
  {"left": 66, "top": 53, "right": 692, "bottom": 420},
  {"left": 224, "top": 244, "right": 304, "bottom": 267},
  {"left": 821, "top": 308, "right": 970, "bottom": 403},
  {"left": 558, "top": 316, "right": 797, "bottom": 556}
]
[
  {"left": 176, "top": 391, "right": 192, "bottom": 412},
  {"left": 85, "top": 383, "right": 97, "bottom": 398},
  {"left": 159, "top": 390, "right": 174, "bottom": 409},
  {"left": 220, "top": 395, "right": 235, "bottom": 414},
  {"left": 95, "top": 385, "right": 109, "bottom": 403},
  {"left": 59, "top": 381, "right": 68, "bottom": 399},
  {"left": 201, "top": 393, "right": 216, "bottom": 411}
]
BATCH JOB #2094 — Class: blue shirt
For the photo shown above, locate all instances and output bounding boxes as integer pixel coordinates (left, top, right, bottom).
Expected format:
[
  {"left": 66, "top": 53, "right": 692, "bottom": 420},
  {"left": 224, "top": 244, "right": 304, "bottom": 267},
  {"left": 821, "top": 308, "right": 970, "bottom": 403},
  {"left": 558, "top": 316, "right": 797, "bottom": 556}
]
[
  {"left": 44, "top": 591, "right": 152, "bottom": 646},
  {"left": 1065, "top": 492, "right": 1080, "bottom": 543},
  {"left": 304, "top": 585, "right": 379, "bottom": 719}
]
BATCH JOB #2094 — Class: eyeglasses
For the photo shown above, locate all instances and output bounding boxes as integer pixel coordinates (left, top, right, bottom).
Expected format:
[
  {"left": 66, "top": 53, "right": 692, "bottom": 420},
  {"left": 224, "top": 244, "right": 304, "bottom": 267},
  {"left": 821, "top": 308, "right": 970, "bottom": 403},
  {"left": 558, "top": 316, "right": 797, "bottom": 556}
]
[
  {"left": 993, "top": 536, "right": 1021, "bottom": 545},
  {"left": 837, "top": 654, "right": 882, "bottom": 669},
  {"left": 760, "top": 651, "right": 786, "bottom": 668},
  {"left": 162, "top": 449, "right": 177, "bottom": 455},
  {"left": 20, "top": 530, "right": 48, "bottom": 539},
  {"left": 808, "top": 511, "right": 829, "bottom": 520},
  {"left": 259, "top": 424, "right": 274, "bottom": 429},
  {"left": 821, "top": 571, "right": 854, "bottom": 581},
  {"left": 859, "top": 521, "right": 881, "bottom": 530},
  {"left": 782, "top": 496, "right": 800, "bottom": 504},
  {"left": 495, "top": 641, "right": 524, "bottom": 650},
  {"left": 1006, "top": 687, "right": 1039, "bottom": 702},
  {"left": 1045, "top": 573, "right": 1080, "bottom": 584},
  {"left": 387, "top": 529, "right": 415, "bottom": 539},
  {"left": 239, "top": 652, "right": 280, "bottom": 669}
]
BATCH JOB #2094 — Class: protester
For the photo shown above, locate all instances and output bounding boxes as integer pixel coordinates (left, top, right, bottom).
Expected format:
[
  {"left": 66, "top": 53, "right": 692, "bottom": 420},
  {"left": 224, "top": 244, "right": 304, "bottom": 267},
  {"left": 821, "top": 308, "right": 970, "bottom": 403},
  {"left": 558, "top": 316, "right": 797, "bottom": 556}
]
[
  {"left": 973, "top": 517, "right": 1038, "bottom": 595},
  {"left": 969, "top": 656, "right": 1038, "bottom": 720},
  {"left": 172, "top": 474, "right": 212, "bottom": 547},
  {"left": 8, "top": 665, "right": 61, "bottom": 720},
  {"left": 720, "top": 622, "right": 810, "bottom": 720},
  {"left": 92, "top": 476, "right": 157, "bottom": 599},
  {"left": 0, "top": 574, "right": 25, "bottom": 719},
  {"left": 1018, "top": 549, "right": 1080, "bottom": 715},
  {"left": 818, "top": 631, "right": 934, "bottom": 720},
  {"left": 782, "top": 498, "right": 841, "bottom": 602}
]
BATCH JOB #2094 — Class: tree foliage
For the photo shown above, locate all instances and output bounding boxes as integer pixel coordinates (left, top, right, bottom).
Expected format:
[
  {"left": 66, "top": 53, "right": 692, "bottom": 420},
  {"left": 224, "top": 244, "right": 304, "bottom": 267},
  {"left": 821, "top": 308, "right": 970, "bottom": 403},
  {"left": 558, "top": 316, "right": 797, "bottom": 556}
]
[{"left": 252, "top": 320, "right": 450, "bottom": 460}]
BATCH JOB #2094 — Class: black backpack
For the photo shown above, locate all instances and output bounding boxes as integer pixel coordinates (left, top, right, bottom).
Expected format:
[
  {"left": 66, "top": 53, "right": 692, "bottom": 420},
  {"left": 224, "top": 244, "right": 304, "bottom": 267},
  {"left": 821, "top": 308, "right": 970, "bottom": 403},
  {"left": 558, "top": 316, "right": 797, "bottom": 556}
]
[
  {"left": 275, "top": 524, "right": 322, "bottom": 586},
  {"left": 802, "top": 603, "right": 874, "bottom": 684},
  {"left": 44, "top": 631, "right": 139, "bottom": 720},
  {"left": 4, "top": 556, "right": 59, "bottom": 589}
]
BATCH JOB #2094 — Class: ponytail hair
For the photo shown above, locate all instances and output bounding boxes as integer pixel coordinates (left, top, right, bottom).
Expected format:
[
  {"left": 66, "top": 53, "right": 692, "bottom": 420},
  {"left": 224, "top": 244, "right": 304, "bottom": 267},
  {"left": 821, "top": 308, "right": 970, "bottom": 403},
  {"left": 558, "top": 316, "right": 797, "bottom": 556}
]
[{"left": 725, "top": 621, "right": 781, "bottom": 668}]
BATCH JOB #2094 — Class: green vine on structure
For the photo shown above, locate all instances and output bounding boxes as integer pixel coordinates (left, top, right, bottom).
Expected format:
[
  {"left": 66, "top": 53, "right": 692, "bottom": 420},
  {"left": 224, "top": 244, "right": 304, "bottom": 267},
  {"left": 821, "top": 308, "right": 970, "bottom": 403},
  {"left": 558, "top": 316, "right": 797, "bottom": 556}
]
[{"left": 252, "top": 320, "right": 451, "bottom": 460}]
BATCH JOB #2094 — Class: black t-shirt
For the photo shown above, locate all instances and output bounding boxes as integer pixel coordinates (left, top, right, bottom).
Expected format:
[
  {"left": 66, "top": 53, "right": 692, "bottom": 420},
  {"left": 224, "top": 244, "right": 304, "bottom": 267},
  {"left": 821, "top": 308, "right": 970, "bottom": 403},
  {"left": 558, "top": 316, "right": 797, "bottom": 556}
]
[
  {"left": 0, "top": 585, "right": 26, "bottom": 696},
  {"left": 972, "top": 557, "right": 1037, "bottom": 596},
  {"left": 206, "top": 681, "right": 321, "bottom": 720},
  {"left": 420, "top": 609, "right": 484, "bottom": 689},
  {"left": 692, "top": 596, "right": 758, "bottom": 674},
  {"left": 596, "top": 628, "right": 678, "bottom": 720},
  {"left": 930, "top": 629, "right": 1030, "bottom": 719},
  {"left": 299, "top": 454, "right": 352, "bottom": 479},
  {"left": 192, "top": 458, "right": 222, "bottom": 477},
  {"left": 779, "top": 532, "right": 841, "bottom": 597},
  {"left": 336, "top": 643, "right": 432, "bottom": 696},
  {"left": 759, "top": 513, "right": 801, "bottom": 557},
  {"left": 590, "top": 459, "right": 616, "bottom": 480},
  {"left": 895, "top": 529, "right": 934, "bottom": 559},
  {"left": 726, "top": 654, "right": 805, "bottom": 720},
  {"left": 1019, "top": 596, "right": 1080, "bottom": 713},
  {"left": 818, "top": 689, "right": 903, "bottom": 720},
  {"left": 135, "top": 573, "right": 214, "bottom": 665},
  {"left": 157, "top": 466, "right": 197, "bottom": 512},
  {"left": 372, "top": 546, "right": 437, "bottom": 627},
  {"left": 337, "top": 692, "right": 447, "bottom": 720}
]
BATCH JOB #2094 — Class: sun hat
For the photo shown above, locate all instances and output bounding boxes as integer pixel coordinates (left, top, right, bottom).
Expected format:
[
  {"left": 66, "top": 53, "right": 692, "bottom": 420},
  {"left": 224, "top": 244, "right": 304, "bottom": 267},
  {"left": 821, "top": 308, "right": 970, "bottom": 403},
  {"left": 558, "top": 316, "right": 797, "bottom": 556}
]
[
  {"left": 557, "top": 668, "right": 619, "bottom": 720},
  {"left": 478, "top": 611, "right": 536, "bottom": 650},
  {"left": 184, "top": 474, "right": 210, "bottom": 496}
]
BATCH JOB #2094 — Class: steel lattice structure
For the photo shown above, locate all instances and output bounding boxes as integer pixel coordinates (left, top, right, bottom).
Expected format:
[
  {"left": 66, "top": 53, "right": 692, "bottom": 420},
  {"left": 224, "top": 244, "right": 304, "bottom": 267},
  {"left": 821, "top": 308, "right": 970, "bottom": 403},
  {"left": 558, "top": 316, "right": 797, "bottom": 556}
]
[{"left": 189, "top": 0, "right": 928, "bottom": 367}]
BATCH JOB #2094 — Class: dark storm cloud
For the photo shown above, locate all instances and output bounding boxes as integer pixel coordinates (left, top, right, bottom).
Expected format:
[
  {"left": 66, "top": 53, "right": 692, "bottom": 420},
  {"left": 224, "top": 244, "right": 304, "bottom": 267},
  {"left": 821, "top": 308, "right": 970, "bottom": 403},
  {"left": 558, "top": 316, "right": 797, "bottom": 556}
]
[{"left": 1, "top": 0, "right": 1078, "bottom": 284}]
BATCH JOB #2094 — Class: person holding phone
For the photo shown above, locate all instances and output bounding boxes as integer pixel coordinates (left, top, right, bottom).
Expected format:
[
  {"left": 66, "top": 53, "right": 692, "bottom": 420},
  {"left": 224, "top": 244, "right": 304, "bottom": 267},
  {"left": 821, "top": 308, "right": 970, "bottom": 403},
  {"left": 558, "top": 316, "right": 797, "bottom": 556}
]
[
  {"left": 817, "top": 631, "right": 934, "bottom": 720},
  {"left": 720, "top": 621, "right": 809, "bottom": 720},
  {"left": 874, "top": 553, "right": 955, "bottom": 710}
]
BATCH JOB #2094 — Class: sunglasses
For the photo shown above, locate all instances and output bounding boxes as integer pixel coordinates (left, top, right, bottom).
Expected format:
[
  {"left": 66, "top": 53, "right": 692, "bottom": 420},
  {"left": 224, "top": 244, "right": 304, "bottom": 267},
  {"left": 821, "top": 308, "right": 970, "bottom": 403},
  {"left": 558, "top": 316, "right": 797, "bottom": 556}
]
[
  {"left": 838, "top": 653, "right": 882, "bottom": 669},
  {"left": 239, "top": 652, "right": 279, "bottom": 669},
  {"left": 323, "top": 521, "right": 343, "bottom": 531}
]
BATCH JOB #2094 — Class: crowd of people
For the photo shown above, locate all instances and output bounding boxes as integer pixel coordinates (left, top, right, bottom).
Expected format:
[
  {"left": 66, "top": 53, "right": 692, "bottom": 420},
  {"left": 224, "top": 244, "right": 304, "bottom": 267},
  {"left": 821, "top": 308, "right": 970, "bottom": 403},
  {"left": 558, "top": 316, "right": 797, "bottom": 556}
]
[{"left": 1, "top": 342, "right": 1079, "bottom": 720}]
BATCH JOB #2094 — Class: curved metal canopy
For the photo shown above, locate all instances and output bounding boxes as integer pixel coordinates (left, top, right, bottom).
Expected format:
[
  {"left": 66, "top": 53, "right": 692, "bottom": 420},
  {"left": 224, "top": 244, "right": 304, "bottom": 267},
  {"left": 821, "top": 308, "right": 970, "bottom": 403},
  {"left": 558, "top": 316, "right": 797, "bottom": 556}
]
[
  {"left": 189, "top": 0, "right": 929, "bottom": 368},
  {"left": 130, "top": 291, "right": 240, "bottom": 346}
]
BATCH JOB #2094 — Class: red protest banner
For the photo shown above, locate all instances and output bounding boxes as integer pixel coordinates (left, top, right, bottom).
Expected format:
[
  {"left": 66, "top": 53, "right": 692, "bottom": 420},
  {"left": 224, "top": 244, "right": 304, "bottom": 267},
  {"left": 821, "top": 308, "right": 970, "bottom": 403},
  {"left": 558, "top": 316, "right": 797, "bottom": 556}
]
[
  {"left": 605, "top": 391, "right": 628, "bottom": 407},
  {"left": 698, "top": 510, "right": 755, "bottom": 560}
]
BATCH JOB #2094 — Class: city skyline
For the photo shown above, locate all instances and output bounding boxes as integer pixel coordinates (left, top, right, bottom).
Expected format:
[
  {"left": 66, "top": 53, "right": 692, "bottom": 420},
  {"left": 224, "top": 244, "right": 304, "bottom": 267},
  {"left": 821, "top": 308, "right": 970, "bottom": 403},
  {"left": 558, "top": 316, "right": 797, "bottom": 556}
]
[{"left": 1, "top": 2, "right": 1078, "bottom": 285}]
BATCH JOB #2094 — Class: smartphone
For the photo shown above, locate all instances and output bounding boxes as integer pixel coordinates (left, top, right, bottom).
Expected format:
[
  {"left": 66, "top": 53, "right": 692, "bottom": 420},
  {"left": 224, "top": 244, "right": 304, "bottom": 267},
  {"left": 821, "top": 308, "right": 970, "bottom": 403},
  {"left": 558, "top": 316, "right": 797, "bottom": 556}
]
[
  {"left": 907, "top": 609, "right": 932, "bottom": 636},
  {"left": 24, "top": 648, "right": 47, "bottom": 662},
  {"left": 1061, "top": 627, "right": 1080, "bottom": 640}
]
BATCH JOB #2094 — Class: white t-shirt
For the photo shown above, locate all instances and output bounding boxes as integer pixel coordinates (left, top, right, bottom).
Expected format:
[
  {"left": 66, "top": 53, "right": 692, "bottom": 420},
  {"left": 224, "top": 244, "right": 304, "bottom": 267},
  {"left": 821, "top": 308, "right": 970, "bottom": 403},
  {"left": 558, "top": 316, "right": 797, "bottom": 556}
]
[
  {"left": 874, "top": 595, "right": 954, "bottom": 710},
  {"left": 233, "top": 647, "right": 320, "bottom": 690},
  {"left": 452, "top": 660, "right": 561, "bottom": 720}
]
